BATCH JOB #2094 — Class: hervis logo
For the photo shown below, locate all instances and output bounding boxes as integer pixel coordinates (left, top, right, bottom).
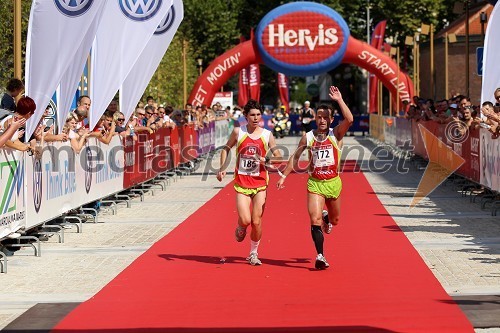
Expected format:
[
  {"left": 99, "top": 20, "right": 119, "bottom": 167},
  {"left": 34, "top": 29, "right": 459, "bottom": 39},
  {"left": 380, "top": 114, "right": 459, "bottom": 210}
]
[
  {"left": 53, "top": 0, "right": 94, "bottom": 17},
  {"left": 119, "top": 0, "right": 163, "bottom": 21},
  {"left": 256, "top": 1, "right": 350, "bottom": 76},
  {"left": 154, "top": 6, "right": 175, "bottom": 35}
]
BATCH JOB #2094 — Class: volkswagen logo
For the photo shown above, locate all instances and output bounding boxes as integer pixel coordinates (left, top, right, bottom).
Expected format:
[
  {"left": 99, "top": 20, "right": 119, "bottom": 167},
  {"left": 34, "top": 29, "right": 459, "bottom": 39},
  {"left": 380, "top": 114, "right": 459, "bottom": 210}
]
[
  {"left": 33, "top": 158, "right": 43, "bottom": 213},
  {"left": 85, "top": 146, "right": 93, "bottom": 194},
  {"left": 154, "top": 6, "right": 175, "bottom": 35},
  {"left": 119, "top": 0, "right": 163, "bottom": 21},
  {"left": 53, "top": 0, "right": 93, "bottom": 17}
]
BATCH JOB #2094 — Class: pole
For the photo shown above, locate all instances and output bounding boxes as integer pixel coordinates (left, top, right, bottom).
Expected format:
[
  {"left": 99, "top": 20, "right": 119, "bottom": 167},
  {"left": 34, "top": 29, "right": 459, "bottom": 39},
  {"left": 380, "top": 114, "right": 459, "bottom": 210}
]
[
  {"left": 465, "top": 0, "right": 470, "bottom": 97},
  {"left": 416, "top": 34, "right": 420, "bottom": 97},
  {"left": 14, "top": 0, "right": 22, "bottom": 81},
  {"left": 445, "top": 33, "right": 449, "bottom": 99},
  {"left": 366, "top": 0, "right": 371, "bottom": 113},
  {"left": 430, "top": 23, "right": 435, "bottom": 100},
  {"left": 183, "top": 40, "right": 187, "bottom": 107},
  {"left": 378, "top": 81, "right": 383, "bottom": 115},
  {"left": 396, "top": 47, "right": 400, "bottom": 115}
]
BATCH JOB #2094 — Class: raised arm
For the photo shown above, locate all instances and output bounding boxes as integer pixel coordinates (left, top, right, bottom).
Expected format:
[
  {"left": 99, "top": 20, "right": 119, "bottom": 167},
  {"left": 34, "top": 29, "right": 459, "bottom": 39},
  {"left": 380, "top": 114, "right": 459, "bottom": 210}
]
[{"left": 330, "top": 86, "right": 354, "bottom": 141}]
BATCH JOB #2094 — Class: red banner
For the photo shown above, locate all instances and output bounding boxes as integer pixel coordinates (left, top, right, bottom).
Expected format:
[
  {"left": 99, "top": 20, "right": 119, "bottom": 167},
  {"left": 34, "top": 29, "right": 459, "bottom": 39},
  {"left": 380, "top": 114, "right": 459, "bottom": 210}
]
[
  {"left": 249, "top": 64, "right": 260, "bottom": 102},
  {"left": 238, "top": 67, "right": 250, "bottom": 107},
  {"left": 369, "top": 21, "right": 387, "bottom": 113},
  {"left": 277, "top": 73, "right": 289, "bottom": 113}
]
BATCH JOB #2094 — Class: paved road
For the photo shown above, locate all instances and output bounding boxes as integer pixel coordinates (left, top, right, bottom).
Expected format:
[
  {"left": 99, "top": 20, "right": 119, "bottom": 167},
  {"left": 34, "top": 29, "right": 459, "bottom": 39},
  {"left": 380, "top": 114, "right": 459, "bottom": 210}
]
[{"left": 0, "top": 136, "right": 499, "bottom": 332}]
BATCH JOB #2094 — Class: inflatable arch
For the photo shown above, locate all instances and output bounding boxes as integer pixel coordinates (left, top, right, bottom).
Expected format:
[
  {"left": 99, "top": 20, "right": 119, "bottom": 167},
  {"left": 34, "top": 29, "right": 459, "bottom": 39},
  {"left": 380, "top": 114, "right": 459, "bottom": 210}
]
[{"left": 188, "top": 2, "right": 413, "bottom": 109}]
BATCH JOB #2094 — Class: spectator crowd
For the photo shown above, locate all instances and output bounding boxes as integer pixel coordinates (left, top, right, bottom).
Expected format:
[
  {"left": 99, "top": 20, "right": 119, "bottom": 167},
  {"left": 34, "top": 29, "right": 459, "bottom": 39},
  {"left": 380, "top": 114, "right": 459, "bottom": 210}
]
[{"left": 404, "top": 88, "right": 500, "bottom": 140}]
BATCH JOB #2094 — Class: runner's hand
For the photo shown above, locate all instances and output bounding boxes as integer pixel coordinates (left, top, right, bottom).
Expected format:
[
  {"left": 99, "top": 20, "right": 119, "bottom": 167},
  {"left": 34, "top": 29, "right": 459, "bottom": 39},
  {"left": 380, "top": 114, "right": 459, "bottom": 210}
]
[
  {"left": 276, "top": 177, "right": 285, "bottom": 190},
  {"left": 329, "top": 86, "right": 342, "bottom": 101},
  {"left": 216, "top": 170, "right": 226, "bottom": 182}
]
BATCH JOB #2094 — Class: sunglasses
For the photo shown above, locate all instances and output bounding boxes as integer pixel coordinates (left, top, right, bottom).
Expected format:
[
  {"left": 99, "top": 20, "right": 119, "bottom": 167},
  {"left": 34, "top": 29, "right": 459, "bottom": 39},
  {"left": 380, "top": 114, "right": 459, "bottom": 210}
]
[
  {"left": 495, "top": 95, "right": 500, "bottom": 100},
  {"left": 138, "top": 113, "right": 145, "bottom": 116},
  {"left": 117, "top": 118, "right": 125, "bottom": 121},
  {"left": 146, "top": 112, "right": 153, "bottom": 115}
]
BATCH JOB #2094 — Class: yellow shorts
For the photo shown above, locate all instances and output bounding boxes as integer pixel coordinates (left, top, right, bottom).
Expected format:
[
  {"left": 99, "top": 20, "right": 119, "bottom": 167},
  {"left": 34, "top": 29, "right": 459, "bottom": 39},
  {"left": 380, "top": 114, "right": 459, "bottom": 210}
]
[
  {"left": 307, "top": 176, "right": 342, "bottom": 199},
  {"left": 234, "top": 183, "right": 267, "bottom": 197}
]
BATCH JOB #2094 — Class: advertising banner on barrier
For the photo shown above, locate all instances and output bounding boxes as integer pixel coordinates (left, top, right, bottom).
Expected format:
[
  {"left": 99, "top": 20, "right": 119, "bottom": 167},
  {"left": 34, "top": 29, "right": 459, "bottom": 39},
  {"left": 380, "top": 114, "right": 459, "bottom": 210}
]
[
  {"left": 369, "top": 114, "right": 384, "bottom": 141},
  {"left": 410, "top": 121, "right": 480, "bottom": 183},
  {"left": 383, "top": 116, "right": 396, "bottom": 146},
  {"left": 25, "top": 137, "right": 124, "bottom": 228},
  {"left": 179, "top": 125, "right": 198, "bottom": 163},
  {"left": 215, "top": 120, "right": 230, "bottom": 148},
  {"left": 480, "top": 128, "right": 500, "bottom": 192},
  {"left": 0, "top": 149, "right": 25, "bottom": 239},
  {"left": 197, "top": 122, "right": 215, "bottom": 155},
  {"left": 395, "top": 118, "right": 412, "bottom": 148}
]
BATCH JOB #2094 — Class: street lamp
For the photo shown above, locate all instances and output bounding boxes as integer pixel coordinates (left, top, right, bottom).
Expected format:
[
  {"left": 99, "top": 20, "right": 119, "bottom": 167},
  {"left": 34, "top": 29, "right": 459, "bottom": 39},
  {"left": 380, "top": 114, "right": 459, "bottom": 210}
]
[
  {"left": 197, "top": 58, "right": 203, "bottom": 76},
  {"left": 480, "top": 12, "right": 488, "bottom": 44}
]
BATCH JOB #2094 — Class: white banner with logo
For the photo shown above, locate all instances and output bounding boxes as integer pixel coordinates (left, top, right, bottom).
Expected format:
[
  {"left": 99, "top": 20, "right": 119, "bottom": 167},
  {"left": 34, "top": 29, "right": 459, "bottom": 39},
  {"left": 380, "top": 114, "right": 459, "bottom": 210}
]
[
  {"left": 480, "top": 128, "right": 500, "bottom": 192},
  {"left": 89, "top": 0, "right": 173, "bottom": 130},
  {"left": 212, "top": 92, "right": 233, "bottom": 111},
  {"left": 25, "top": 0, "right": 107, "bottom": 140},
  {"left": 481, "top": 3, "right": 500, "bottom": 105},
  {"left": 121, "top": 0, "right": 182, "bottom": 122},
  {"left": 0, "top": 149, "right": 26, "bottom": 239},
  {"left": 25, "top": 137, "right": 124, "bottom": 228},
  {"left": 57, "top": 1, "right": 107, "bottom": 133}
]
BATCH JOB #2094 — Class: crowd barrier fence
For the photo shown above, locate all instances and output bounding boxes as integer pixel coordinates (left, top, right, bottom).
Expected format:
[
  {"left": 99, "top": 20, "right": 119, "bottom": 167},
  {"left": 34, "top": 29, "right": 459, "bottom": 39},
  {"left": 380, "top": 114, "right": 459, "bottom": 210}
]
[
  {"left": 0, "top": 119, "right": 232, "bottom": 241},
  {"left": 369, "top": 114, "right": 499, "bottom": 193}
]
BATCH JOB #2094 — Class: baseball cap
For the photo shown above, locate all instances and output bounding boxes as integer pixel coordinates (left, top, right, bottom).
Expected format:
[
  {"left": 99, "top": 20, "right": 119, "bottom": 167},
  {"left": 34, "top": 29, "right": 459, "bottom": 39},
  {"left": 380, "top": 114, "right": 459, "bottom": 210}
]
[{"left": 449, "top": 103, "right": 457, "bottom": 109}]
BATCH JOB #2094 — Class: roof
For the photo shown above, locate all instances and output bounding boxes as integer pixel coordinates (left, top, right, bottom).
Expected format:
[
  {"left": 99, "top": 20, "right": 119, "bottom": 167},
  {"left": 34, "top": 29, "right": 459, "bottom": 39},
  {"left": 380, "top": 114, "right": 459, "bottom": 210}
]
[{"left": 437, "top": 2, "right": 494, "bottom": 38}]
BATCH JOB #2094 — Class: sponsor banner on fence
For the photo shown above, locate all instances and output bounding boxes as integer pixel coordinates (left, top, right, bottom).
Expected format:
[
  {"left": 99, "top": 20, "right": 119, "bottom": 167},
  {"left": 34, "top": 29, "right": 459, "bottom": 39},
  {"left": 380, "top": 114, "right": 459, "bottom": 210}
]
[
  {"left": 215, "top": 120, "right": 230, "bottom": 148},
  {"left": 369, "top": 114, "right": 384, "bottom": 141},
  {"left": 25, "top": 137, "right": 124, "bottom": 228},
  {"left": 395, "top": 118, "right": 412, "bottom": 148},
  {"left": 197, "top": 122, "right": 215, "bottom": 155},
  {"left": 0, "top": 149, "right": 25, "bottom": 239},
  {"left": 178, "top": 124, "right": 198, "bottom": 163},
  {"left": 383, "top": 116, "right": 396, "bottom": 146},
  {"left": 480, "top": 128, "right": 500, "bottom": 192}
]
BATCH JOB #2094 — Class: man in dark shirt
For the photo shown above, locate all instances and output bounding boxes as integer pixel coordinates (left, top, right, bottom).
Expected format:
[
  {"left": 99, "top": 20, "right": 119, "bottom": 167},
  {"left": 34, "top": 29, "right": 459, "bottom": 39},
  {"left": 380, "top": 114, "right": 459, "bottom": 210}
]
[{"left": 1, "top": 78, "right": 24, "bottom": 112}]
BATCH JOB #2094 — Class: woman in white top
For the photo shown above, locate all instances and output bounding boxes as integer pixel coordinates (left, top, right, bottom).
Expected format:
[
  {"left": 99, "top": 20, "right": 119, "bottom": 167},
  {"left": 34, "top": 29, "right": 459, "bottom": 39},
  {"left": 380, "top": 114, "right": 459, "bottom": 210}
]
[{"left": 63, "top": 113, "right": 89, "bottom": 154}]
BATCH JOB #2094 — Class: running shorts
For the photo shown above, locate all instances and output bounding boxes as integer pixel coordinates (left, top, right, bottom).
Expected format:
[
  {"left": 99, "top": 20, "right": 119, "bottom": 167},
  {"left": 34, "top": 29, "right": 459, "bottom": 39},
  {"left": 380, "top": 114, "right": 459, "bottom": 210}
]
[
  {"left": 307, "top": 176, "right": 342, "bottom": 199},
  {"left": 234, "top": 183, "right": 267, "bottom": 197}
]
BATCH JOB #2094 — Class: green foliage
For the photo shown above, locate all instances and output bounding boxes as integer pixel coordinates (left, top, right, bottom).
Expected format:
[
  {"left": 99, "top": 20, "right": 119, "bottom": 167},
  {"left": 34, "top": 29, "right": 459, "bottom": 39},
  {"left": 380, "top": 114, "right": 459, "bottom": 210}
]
[
  {"left": 0, "top": 0, "right": 31, "bottom": 91},
  {"left": 0, "top": 0, "right": 462, "bottom": 105}
]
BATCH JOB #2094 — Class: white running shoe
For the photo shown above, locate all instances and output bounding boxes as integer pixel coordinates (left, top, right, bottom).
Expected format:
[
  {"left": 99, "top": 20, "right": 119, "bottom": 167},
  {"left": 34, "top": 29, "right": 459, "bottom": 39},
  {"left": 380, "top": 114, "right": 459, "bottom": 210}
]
[
  {"left": 315, "top": 253, "right": 330, "bottom": 270},
  {"left": 246, "top": 253, "right": 262, "bottom": 266},
  {"left": 322, "top": 210, "right": 333, "bottom": 234}
]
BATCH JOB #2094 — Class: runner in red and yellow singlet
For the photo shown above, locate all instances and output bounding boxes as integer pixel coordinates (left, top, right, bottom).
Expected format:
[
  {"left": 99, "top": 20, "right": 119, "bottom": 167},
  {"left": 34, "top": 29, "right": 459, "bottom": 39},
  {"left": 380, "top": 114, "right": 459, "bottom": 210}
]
[
  {"left": 277, "top": 86, "right": 353, "bottom": 270},
  {"left": 217, "top": 99, "right": 281, "bottom": 266}
]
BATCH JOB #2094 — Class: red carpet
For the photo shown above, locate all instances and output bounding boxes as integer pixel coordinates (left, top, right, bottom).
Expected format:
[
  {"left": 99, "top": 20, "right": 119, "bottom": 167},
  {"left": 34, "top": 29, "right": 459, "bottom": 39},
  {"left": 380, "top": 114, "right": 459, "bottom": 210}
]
[{"left": 52, "top": 162, "right": 474, "bottom": 332}]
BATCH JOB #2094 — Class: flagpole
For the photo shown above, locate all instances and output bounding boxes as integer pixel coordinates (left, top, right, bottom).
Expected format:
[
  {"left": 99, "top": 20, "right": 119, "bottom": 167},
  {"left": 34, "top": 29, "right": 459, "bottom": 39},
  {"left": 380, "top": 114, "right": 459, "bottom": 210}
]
[{"left": 14, "top": 0, "right": 22, "bottom": 81}]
